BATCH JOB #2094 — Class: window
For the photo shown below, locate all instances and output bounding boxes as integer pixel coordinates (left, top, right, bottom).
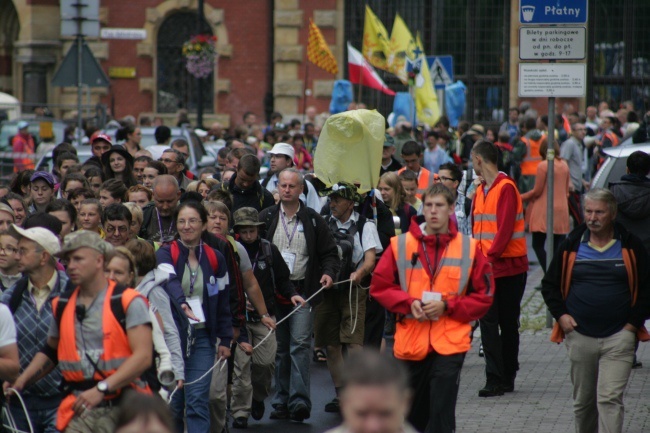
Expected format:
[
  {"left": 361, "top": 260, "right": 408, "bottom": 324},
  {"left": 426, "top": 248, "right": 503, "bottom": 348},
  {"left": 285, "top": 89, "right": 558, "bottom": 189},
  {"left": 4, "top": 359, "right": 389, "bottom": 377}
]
[
  {"left": 344, "top": 0, "right": 509, "bottom": 123},
  {"left": 157, "top": 12, "right": 214, "bottom": 114},
  {"left": 588, "top": 0, "right": 650, "bottom": 111}
]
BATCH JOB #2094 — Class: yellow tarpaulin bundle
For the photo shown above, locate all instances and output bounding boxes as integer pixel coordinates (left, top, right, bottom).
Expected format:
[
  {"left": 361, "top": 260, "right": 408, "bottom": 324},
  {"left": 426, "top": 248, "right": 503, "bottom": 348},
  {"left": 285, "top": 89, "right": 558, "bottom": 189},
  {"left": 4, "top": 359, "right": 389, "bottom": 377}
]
[{"left": 314, "top": 109, "right": 385, "bottom": 194}]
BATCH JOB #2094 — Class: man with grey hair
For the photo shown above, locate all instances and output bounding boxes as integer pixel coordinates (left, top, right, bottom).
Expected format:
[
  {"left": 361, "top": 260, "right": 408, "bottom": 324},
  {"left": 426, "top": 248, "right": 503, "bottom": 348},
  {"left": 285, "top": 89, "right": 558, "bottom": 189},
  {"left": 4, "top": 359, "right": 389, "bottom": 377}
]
[
  {"left": 259, "top": 167, "right": 340, "bottom": 422},
  {"left": 542, "top": 188, "right": 650, "bottom": 433},
  {"left": 161, "top": 148, "right": 191, "bottom": 190}
]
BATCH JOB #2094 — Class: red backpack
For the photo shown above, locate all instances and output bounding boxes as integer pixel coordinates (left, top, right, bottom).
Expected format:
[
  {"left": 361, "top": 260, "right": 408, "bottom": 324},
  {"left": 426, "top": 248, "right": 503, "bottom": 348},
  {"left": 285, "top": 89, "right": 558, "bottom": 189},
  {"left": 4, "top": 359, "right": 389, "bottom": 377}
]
[{"left": 170, "top": 240, "right": 219, "bottom": 274}]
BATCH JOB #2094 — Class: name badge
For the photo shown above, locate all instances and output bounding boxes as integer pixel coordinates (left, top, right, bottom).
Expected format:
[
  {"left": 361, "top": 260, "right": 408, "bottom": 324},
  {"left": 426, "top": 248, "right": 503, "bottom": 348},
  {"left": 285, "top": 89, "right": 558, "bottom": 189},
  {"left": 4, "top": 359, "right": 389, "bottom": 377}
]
[{"left": 281, "top": 251, "right": 297, "bottom": 274}]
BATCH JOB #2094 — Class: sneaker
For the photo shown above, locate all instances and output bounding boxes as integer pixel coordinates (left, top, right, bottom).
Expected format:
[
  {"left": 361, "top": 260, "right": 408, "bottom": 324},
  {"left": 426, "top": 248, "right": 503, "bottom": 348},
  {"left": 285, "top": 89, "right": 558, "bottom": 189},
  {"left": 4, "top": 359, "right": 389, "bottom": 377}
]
[
  {"left": 290, "top": 403, "right": 310, "bottom": 422},
  {"left": 324, "top": 397, "right": 340, "bottom": 413},
  {"left": 232, "top": 418, "right": 248, "bottom": 429},
  {"left": 251, "top": 399, "right": 265, "bottom": 420},
  {"left": 270, "top": 405, "right": 289, "bottom": 420},
  {"left": 478, "top": 383, "right": 504, "bottom": 397}
]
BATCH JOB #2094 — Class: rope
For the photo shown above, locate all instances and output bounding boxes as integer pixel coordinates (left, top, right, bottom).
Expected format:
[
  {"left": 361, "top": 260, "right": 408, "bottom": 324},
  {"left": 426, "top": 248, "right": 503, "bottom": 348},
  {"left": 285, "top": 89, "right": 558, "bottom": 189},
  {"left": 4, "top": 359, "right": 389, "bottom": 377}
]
[
  {"left": 2, "top": 388, "right": 34, "bottom": 433},
  {"left": 166, "top": 277, "right": 357, "bottom": 404},
  {"left": 167, "top": 356, "right": 227, "bottom": 403}
]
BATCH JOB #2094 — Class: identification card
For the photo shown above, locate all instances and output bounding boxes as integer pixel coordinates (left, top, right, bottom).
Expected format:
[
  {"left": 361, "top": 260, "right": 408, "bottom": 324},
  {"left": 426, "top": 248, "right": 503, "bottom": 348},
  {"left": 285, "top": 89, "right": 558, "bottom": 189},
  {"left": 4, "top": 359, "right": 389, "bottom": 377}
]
[
  {"left": 281, "top": 251, "right": 297, "bottom": 274},
  {"left": 187, "top": 297, "right": 206, "bottom": 324},
  {"left": 422, "top": 291, "right": 442, "bottom": 303}
]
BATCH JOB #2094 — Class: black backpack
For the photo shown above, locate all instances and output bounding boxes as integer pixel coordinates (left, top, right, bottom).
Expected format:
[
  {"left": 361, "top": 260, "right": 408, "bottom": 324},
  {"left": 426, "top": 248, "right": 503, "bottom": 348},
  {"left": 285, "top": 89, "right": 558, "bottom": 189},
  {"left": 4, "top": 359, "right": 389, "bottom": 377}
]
[{"left": 328, "top": 217, "right": 366, "bottom": 284}]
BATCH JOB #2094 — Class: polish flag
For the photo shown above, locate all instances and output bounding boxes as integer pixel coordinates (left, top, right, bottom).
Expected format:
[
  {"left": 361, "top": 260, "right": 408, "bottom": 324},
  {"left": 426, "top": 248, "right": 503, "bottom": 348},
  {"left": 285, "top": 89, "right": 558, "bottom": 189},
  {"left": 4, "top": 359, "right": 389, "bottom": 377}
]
[{"left": 347, "top": 42, "right": 396, "bottom": 96}]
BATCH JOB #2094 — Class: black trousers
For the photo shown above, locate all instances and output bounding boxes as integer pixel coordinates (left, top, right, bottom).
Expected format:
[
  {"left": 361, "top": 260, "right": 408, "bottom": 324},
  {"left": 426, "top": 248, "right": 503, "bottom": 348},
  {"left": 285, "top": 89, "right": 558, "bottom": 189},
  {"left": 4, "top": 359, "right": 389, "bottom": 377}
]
[
  {"left": 405, "top": 351, "right": 465, "bottom": 433},
  {"left": 479, "top": 272, "right": 527, "bottom": 386},
  {"left": 363, "top": 295, "right": 385, "bottom": 349},
  {"left": 531, "top": 232, "right": 566, "bottom": 271}
]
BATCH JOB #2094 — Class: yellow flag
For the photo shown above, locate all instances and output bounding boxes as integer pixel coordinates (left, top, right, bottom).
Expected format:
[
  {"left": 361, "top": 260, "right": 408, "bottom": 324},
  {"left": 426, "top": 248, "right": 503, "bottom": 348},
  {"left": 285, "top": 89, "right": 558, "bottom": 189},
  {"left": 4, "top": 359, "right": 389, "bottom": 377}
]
[
  {"left": 410, "top": 34, "right": 441, "bottom": 126},
  {"left": 387, "top": 14, "right": 414, "bottom": 84},
  {"left": 362, "top": 5, "right": 391, "bottom": 71},
  {"left": 307, "top": 19, "right": 338, "bottom": 75}
]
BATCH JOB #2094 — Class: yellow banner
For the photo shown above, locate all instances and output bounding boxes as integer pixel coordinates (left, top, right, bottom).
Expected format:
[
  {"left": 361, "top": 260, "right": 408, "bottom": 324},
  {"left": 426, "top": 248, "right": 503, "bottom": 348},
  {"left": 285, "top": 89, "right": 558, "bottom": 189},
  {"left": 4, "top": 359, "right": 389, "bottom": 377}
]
[
  {"left": 307, "top": 19, "right": 338, "bottom": 75},
  {"left": 362, "top": 5, "right": 391, "bottom": 71}
]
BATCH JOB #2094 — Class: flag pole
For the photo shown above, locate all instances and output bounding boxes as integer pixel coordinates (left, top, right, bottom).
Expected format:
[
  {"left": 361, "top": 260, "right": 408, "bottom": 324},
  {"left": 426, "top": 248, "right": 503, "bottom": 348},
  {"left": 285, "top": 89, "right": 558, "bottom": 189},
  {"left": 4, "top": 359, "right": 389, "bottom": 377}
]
[
  {"left": 357, "top": 68, "right": 363, "bottom": 105},
  {"left": 303, "top": 62, "right": 309, "bottom": 120}
]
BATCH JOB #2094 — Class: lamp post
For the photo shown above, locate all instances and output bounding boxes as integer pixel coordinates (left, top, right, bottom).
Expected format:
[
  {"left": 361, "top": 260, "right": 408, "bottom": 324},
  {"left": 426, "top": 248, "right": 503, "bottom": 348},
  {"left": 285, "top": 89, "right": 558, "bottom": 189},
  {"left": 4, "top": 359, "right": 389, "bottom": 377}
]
[{"left": 196, "top": 0, "right": 205, "bottom": 128}]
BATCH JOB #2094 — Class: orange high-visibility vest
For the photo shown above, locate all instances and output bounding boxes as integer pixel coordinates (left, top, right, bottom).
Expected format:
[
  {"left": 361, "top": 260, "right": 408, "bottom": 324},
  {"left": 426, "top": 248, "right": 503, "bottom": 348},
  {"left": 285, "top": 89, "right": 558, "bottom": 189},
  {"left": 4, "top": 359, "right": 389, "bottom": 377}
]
[
  {"left": 603, "top": 131, "right": 620, "bottom": 147},
  {"left": 520, "top": 137, "right": 543, "bottom": 176},
  {"left": 398, "top": 167, "right": 438, "bottom": 199},
  {"left": 11, "top": 135, "right": 35, "bottom": 173},
  {"left": 53, "top": 280, "right": 151, "bottom": 431},
  {"left": 390, "top": 232, "right": 477, "bottom": 360},
  {"left": 472, "top": 177, "right": 527, "bottom": 258}
]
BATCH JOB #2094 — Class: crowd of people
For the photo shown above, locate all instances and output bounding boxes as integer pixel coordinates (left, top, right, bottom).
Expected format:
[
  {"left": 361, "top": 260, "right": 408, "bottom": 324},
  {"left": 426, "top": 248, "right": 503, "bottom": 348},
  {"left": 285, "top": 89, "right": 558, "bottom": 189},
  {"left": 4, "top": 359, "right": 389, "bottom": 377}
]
[{"left": 0, "top": 99, "right": 647, "bottom": 433}]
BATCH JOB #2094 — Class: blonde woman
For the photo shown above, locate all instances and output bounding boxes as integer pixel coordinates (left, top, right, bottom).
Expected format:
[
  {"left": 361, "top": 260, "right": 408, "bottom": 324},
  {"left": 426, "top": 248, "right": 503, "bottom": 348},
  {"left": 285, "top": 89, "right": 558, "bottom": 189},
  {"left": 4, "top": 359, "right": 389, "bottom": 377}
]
[{"left": 378, "top": 172, "right": 417, "bottom": 235}]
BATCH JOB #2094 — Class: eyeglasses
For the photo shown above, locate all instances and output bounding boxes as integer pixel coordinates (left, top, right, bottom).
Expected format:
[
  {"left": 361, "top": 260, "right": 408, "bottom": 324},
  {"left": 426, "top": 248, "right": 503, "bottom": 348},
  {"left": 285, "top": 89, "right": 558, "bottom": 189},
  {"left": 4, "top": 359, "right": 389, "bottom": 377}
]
[
  {"left": 178, "top": 219, "right": 201, "bottom": 226},
  {"left": 439, "top": 176, "right": 455, "bottom": 182},
  {"left": 105, "top": 225, "right": 129, "bottom": 234},
  {"left": 160, "top": 158, "right": 178, "bottom": 164},
  {"left": 0, "top": 246, "right": 18, "bottom": 255},
  {"left": 18, "top": 247, "right": 39, "bottom": 256}
]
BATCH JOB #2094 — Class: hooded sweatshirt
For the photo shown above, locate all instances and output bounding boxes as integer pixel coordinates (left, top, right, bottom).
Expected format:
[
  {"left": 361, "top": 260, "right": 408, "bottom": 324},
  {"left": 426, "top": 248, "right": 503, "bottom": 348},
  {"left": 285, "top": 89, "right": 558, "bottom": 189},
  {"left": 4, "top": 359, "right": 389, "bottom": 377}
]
[{"left": 137, "top": 266, "right": 185, "bottom": 381}]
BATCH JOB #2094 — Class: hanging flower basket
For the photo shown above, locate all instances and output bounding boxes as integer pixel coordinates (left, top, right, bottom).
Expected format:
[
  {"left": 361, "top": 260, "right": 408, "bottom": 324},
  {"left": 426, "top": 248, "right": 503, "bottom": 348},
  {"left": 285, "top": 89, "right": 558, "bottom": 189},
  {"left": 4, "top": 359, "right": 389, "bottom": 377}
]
[{"left": 182, "top": 34, "right": 218, "bottom": 79}]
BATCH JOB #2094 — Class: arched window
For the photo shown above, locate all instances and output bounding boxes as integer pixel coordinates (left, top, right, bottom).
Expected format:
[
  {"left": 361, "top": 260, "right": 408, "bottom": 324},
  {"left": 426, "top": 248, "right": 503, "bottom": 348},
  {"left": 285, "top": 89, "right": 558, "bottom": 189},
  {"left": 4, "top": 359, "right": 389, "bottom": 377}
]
[
  {"left": 0, "top": 0, "right": 19, "bottom": 95},
  {"left": 157, "top": 12, "right": 214, "bottom": 114}
]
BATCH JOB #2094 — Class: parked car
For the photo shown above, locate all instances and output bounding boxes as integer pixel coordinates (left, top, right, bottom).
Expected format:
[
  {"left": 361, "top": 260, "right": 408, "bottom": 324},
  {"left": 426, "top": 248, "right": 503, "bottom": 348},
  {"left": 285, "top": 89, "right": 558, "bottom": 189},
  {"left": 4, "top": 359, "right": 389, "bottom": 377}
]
[
  {"left": 34, "top": 148, "right": 94, "bottom": 174},
  {"left": 0, "top": 118, "right": 71, "bottom": 150},
  {"left": 591, "top": 136, "right": 650, "bottom": 189},
  {"left": 102, "top": 125, "right": 215, "bottom": 173}
]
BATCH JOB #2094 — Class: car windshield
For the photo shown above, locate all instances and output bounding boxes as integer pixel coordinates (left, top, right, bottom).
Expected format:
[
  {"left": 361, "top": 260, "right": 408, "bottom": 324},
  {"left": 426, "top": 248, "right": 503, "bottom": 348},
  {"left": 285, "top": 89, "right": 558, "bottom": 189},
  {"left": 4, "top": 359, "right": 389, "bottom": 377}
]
[{"left": 0, "top": 120, "right": 68, "bottom": 149}]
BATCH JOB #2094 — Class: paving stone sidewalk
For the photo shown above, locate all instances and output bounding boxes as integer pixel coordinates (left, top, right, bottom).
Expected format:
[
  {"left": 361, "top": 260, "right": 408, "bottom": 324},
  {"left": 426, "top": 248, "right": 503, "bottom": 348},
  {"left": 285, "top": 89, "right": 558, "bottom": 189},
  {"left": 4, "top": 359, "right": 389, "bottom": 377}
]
[{"left": 456, "top": 265, "right": 650, "bottom": 433}]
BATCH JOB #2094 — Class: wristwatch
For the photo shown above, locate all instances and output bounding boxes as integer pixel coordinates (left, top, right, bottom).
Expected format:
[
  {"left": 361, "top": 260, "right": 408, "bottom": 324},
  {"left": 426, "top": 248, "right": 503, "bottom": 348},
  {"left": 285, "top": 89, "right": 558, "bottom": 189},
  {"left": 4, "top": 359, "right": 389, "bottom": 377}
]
[
  {"left": 261, "top": 313, "right": 271, "bottom": 319},
  {"left": 96, "top": 381, "right": 109, "bottom": 394}
]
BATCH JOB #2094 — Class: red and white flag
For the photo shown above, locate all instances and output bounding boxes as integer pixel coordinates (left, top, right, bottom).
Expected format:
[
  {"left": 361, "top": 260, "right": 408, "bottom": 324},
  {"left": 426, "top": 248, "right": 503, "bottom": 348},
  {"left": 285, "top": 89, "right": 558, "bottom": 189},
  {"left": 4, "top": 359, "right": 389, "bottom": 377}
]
[{"left": 347, "top": 42, "right": 396, "bottom": 96}]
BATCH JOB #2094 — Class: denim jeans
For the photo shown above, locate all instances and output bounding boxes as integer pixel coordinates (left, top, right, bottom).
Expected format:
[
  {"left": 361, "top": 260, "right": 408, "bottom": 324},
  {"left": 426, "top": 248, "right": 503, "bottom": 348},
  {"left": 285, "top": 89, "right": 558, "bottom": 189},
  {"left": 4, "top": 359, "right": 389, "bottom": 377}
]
[
  {"left": 171, "top": 328, "right": 215, "bottom": 433},
  {"left": 5, "top": 398, "right": 59, "bottom": 433},
  {"left": 272, "top": 302, "right": 313, "bottom": 412}
]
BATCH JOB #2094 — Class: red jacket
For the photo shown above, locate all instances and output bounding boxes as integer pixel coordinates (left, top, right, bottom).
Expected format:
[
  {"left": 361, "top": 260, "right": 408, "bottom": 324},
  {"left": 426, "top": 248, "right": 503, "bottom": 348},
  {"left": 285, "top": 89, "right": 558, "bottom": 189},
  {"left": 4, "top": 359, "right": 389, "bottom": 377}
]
[{"left": 371, "top": 216, "right": 494, "bottom": 324}]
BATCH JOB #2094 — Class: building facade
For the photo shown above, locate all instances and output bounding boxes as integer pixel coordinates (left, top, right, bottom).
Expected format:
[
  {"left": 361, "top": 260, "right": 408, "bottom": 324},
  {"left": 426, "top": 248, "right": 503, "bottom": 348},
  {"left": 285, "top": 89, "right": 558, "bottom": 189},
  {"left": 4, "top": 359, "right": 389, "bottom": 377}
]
[{"left": 0, "top": 0, "right": 648, "bottom": 126}]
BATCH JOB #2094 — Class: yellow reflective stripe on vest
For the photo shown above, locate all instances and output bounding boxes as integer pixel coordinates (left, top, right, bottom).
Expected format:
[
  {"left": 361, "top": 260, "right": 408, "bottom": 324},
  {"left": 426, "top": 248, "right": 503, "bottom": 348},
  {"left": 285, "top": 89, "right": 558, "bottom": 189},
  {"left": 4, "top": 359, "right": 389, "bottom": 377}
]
[
  {"left": 394, "top": 234, "right": 423, "bottom": 292},
  {"left": 395, "top": 233, "right": 472, "bottom": 296}
]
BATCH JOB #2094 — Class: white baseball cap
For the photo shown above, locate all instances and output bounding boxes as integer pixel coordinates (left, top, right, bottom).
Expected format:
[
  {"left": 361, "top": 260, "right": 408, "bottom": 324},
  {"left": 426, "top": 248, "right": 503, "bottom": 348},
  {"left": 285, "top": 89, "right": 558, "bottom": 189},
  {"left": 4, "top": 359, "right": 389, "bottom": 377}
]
[
  {"left": 268, "top": 142, "right": 295, "bottom": 159},
  {"left": 9, "top": 225, "right": 60, "bottom": 256}
]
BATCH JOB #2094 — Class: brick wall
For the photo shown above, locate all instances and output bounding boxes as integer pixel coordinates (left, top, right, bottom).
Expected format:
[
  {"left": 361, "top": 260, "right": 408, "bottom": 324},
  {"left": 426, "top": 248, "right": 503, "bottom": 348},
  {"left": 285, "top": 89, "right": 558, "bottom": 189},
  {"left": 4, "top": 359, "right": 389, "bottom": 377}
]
[{"left": 92, "top": 0, "right": 273, "bottom": 125}]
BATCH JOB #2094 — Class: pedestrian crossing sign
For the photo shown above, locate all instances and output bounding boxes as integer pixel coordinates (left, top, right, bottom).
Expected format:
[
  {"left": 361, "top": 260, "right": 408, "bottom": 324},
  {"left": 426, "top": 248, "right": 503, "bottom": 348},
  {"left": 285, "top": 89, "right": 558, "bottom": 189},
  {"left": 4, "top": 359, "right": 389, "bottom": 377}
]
[{"left": 426, "top": 56, "right": 453, "bottom": 90}]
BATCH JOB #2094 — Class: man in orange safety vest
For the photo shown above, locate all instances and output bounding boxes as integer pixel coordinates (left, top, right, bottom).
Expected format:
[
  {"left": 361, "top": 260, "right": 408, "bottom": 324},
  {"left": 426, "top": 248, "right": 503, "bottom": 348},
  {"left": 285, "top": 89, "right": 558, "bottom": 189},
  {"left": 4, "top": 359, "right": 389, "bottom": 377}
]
[{"left": 371, "top": 183, "right": 494, "bottom": 433}]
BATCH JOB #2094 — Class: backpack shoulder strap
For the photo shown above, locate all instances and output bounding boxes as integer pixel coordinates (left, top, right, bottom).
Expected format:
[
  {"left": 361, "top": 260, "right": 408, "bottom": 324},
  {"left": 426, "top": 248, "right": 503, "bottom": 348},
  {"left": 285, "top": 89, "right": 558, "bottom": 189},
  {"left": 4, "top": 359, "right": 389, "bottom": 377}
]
[
  {"left": 8, "top": 279, "right": 28, "bottom": 315},
  {"left": 170, "top": 241, "right": 180, "bottom": 267},
  {"left": 110, "top": 283, "right": 128, "bottom": 332},
  {"left": 53, "top": 286, "right": 77, "bottom": 329},
  {"left": 260, "top": 239, "right": 273, "bottom": 268},
  {"left": 204, "top": 244, "right": 219, "bottom": 274}
]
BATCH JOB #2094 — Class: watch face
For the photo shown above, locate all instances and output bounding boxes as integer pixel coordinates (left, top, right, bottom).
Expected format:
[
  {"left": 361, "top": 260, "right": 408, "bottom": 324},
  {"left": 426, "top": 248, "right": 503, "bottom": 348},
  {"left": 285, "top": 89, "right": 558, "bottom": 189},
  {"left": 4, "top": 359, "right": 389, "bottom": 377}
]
[{"left": 98, "top": 382, "right": 108, "bottom": 392}]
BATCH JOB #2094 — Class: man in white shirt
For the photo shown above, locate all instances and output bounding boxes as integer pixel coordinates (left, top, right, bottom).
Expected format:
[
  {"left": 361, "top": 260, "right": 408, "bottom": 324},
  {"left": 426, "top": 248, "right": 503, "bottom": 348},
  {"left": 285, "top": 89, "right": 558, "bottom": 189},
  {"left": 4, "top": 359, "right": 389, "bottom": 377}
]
[
  {"left": 260, "top": 142, "right": 322, "bottom": 211},
  {"left": 315, "top": 181, "right": 382, "bottom": 414}
]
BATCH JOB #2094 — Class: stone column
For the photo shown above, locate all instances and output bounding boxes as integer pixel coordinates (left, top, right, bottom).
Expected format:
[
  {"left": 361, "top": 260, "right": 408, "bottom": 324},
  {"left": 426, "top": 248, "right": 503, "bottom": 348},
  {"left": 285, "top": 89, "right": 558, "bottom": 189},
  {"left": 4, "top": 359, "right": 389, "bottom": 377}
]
[
  {"left": 14, "top": 40, "right": 60, "bottom": 111},
  {"left": 273, "top": 0, "right": 303, "bottom": 116}
]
